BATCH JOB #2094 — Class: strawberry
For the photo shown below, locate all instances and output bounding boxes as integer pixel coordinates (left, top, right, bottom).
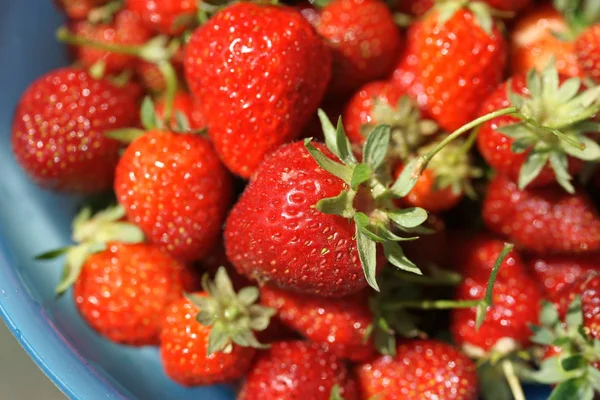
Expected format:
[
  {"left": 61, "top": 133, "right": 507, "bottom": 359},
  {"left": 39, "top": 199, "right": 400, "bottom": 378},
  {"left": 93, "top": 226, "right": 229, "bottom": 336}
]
[
  {"left": 342, "top": 81, "right": 437, "bottom": 154},
  {"left": 576, "top": 24, "right": 600, "bottom": 83},
  {"left": 529, "top": 254, "right": 600, "bottom": 295},
  {"left": 12, "top": 67, "right": 140, "bottom": 194},
  {"left": 483, "top": 0, "right": 531, "bottom": 12},
  {"left": 225, "top": 117, "right": 429, "bottom": 296},
  {"left": 238, "top": 341, "right": 358, "bottom": 400},
  {"left": 409, "top": 2, "right": 506, "bottom": 132},
  {"left": 125, "top": 0, "right": 197, "bottom": 35},
  {"left": 482, "top": 174, "right": 600, "bottom": 254},
  {"left": 135, "top": 46, "right": 185, "bottom": 93},
  {"left": 394, "top": 0, "right": 433, "bottom": 17},
  {"left": 391, "top": 21, "right": 427, "bottom": 107},
  {"left": 527, "top": 274, "right": 600, "bottom": 397},
  {"left": 75, "top": 242, "right": 186, "bottom": 345},
  {"left": 260, "top": 285, "right": 375, "bottom": 362},
  {"left": 394, "top": 139, "right": 480, "bottom": 214},
  {"left": 510, "top": 4, "right": 581, "bottom": 77},
  {"left": 154, "top": 91, "right": 205, "bottom": 132},
  {"left": 476, "top": 65, "right": 600, "bottom": 192},
  {"left": 316, "top": 0, "right": 402, "bottom": 96},
  {"left": 355, "top": 340, "right": 479, "bottom": 400},
  {"left": 450, "top": 256, "right": 542, "bottom": 358},
  {"left": 55, "top": 0, "right": 108, "bottom": 19},
  {"left": 160, "top": 268, "right": 274, "bottom": 386},
  {"left": 184, "top": 3, "right": 331, "bottom": 178},
  {"left": 115, "top": 130, "right": 233, "bottom": 262},
  {"left": 68, "top": 9, "right": 152, "bottom": 74}
]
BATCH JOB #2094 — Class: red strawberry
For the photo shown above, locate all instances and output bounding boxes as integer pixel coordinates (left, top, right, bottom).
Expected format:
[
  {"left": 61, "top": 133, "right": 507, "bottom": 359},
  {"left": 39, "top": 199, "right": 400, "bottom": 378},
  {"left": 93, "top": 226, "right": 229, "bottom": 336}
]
[
  {"left": 154, "top": 91, "right": 205, "bottom": 132},
  {"left": 355, "top": 340, "right": 479, "bottom": 400},
  {"left": 483, "top": 174, "right": 600, "bottom": 254},
  {"left": 476, "top": 67, "right": 598, "bottom": 192},
  {"left": 184, "top": 3, "right": 331, "bottom": 178},
  {"left": 260, "top": 285, "right": 375, "bottom": 362},
  {"left": 391, "top": 21, "right": 427, "bottom": 108},
  {"left": 238, "top": 341, "right": 358, "bottom": 400},
  {"left": 529, "top": 254, "right": 600, "bottom": 295},
  {"left": 115, "top": 131, "right": 233, "bottom": 262},
  {"left": 160, "top": 268, "right": 273, "bottom": 385},
  {"left": 125, "top": 0, "right": 197, "bottom": 35},
  {"left": 483, "top": 0, "right": 531, "bottom": 12},
  {"left": 316, "top": 0, "right": 402, "bottom": 96},
  {"left": 12, "top": 67, "right": 140, "bottom": 193},
  {"left": 510, "top": 4, "right": 581, "bottom": 78},
  {"left": 343, "top": 81, "right": 436, "bottom": 154},
  {"left": 68, "top": 9, "right": 152, "bottom": 74},
  {"left": 75, "top": 242, "right": 186, "bottom": 345},
  {"left": 451, "top": 257, "right": 542, "bottom": 357},
  {"left": 224, "top": 141, "right": 370, "bottom": 297},
  {"left": 410, "top": 3, "right": 506, "bottom": 132},
  {"left": 575, "top": 24, "right": 600, "bottom": 83},
  {"left": 55, "top": 0, "right": 108, "bottom": 19}
]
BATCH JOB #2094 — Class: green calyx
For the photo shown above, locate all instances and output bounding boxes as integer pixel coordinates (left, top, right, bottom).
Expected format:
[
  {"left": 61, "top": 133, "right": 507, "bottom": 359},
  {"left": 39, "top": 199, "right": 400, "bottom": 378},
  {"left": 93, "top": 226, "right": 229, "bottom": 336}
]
[
  {"left": 35, "top": 205, "right": 144, "bottom": 295},
  {"left": 186, "top": 267, "right": 275, "bottom": 355},
  {"left": 87, "top": 0, "right": 124, "bottom": 24},
  {"left": 436, "top": 0, "right": 498, "bottom": 36},
  {"left": 554, "top": 0, "right": 600, "bottom": 37},
  {"left": 499, "top": 62, "right": 600, "bottom": 193},
  {"left": 525, "top": 297, "right": 600, "bottom": 399},
  {"left": 363, "top": 96, "right": 438, "bottom": 161},
  {"left": 305, "top": 110, "right": 432, "bottom": 292}
]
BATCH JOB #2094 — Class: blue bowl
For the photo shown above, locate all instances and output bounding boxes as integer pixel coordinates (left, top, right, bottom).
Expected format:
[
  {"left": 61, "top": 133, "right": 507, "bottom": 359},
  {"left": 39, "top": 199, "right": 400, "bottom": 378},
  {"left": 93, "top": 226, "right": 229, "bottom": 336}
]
[{"left": 0, "top": 1, "right": 552, "bottom": 399}]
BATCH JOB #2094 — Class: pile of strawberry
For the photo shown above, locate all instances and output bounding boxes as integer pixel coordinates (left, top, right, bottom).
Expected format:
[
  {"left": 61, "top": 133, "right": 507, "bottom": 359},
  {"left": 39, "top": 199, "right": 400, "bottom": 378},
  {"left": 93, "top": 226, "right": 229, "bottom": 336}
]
[{"left": 11, "top": 0, "right": 600, "bottom": 398}]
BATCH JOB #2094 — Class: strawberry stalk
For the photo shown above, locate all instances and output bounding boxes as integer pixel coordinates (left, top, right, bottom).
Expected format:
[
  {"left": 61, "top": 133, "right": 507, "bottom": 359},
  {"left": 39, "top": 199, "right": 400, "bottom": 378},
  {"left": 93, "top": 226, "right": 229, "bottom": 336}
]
[
  {"left": 501, "top": 358, "right": 526, "bottom": 400},
  {"left": 87, "top": 0, "right": 124, "bottom": 24}
]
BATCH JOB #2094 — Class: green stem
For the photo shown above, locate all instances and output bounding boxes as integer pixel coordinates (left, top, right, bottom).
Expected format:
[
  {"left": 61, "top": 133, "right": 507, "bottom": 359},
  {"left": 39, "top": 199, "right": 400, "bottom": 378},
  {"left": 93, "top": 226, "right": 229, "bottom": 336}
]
[
  {"left": 393, "top": 269, "right": 462, "bottom": 286},
  {"left": 157, "top": 61, "right": 179, "bottom": 125},
  {"left": 501, "top": 359, "right": 526, "bottom": 400},
  {"left": 383, "top": 299, "right": 480, "bottom": 311},
  {"left": 57, "top": 26, "right": 140, "bottom": 56},
  {"left": 87, "top": 0, "right": 124, "bottom": 24},
  {"left": 418, "top": 106, "right": 518, "bottom": 174}
]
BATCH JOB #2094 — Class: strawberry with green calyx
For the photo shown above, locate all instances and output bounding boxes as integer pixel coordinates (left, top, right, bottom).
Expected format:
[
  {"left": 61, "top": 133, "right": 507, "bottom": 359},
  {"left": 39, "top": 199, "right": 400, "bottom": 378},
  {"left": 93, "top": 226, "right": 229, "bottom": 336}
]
[
  {"left": 160, "top": 267, "right": 275, "bottom": 386},
  {"left": 343, "top": 81, "right": 438, "bottom": 157},
  {"left": 477, "top": 62, "right": 600, "bottom": 193},
  {"left": 125, "top": 0, "right": 199, "bottom": 35},
  {"left": 526, "top": 295, "right": 600, "bottom": 399}
]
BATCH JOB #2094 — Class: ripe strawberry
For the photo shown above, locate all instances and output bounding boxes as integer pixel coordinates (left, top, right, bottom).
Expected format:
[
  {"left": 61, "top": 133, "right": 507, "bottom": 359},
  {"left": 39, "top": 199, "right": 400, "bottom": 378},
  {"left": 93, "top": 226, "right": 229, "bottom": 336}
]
[
  {"left": 451, "top": 257, "right": 542, "bottom": 357},
  {"left": 55, "top": 0, "right": 108, "bottom": 19},
  {"left": 238, "top": 341, "right": 358, "bottom": 400},
  {"left": 510, "top": 4, "right": 581, "bottom": 77},
  {"left": 224, "top": 141, "right": 368, "bottom": 297},
  {"left": 483, "top": 0, "right": 531, "bottom": 12},
  {"left": 68, "top": 9, "right": 152, "bottom": 74},
  {"left": 154, "top": 91, "right": 205, "bottom": 132},
  {"left": 391, "top": 21, "right": 427, "bottom": 107},
  {"left": 12, "top": 67, "right": 140, "bottom": 194},
  {"left": 260, "top": 285, "right": 375, "bottom": 362},
  {"left": 160, "top": 268, "right": 274, "bottom": 385},
  {"left": 409, "top": 2, "right": 506, "bottom": 132},
  {"left": 476, "top": 66, "right": 600, "bottom": 192},
  {"left": 482, "top": 174, "right": 600, "bottom": 254},
  {"left": 575, "top": 24, "right": 600, "bottom": 82},
  {"left": 529, "top": 254, "right": 600, "bottom": 295},
  {"left": 184, "top": 3, "right": 331, "bottom": 178},
  {"left": 125, "top": 0, "right": 197, "bottom": 35},
  {"left": 115, "top": 130, "right": 233, "bottom": 262},
  {"left": 316, "top": 0, "right": 402, "bottom": 96},
  {"left": 355, "top": 340, "right": 479, "bottom": 400},
  {"left": 394, "top": 139, "right": 480, "bottom": 214},
  {"left": 75, "top": 242, "right": 186, "bottom": 345},
  {"left": 342, "top": 81, "right": 436, "bottom": 155}
]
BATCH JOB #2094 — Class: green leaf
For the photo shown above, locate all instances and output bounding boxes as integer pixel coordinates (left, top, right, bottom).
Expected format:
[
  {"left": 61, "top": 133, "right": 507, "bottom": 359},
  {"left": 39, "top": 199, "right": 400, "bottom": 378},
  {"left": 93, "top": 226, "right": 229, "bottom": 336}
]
[
  {"left": 540, "top": 300, "right": 560, "bottom": 327},
  {"left": 174, "top": 111, "right": 191, "bottom": 132},
  {"left": 467, "top": 1, "right": 493, "bottom": 35},
  {"left": 304, "top": 139, "right": 353, "bottom": 183},
  {"left": 518, "top": 151, "right": 550, "bottom": 190},
  {"left": 374, "top": 225, "right": 418, "bottom": 242},
  {"left": 56, "top": 244, "right": 91, "bottom": 294},
  {"left": 563, "top": 135, "right": 600, "bottom": 161},
  {"left": 526, "top": 356, "right": 570, "bottom": 384},
  {"left": 495, "top": 123, "right": 531, "bottom": 140},
  {"left": 247, "top": 304, "right": 276, "bottom": 331},
  {"left": 35, "top": 247, "right": 70, "bottom": 260},
  {"left": 318, "top": 110, "right": 355, "bottom": 165},
  {"left": 351, "top": 163, "right": 372, "bottom": 190},
  {"left": 94, "top": 222, "right": 145, "bottom": 244},
  {"left": 382, "top": 241, "right": 422, "bottom": 275},
  {"left": 387, "top": 208, "right": 428, "bottom": 229},
  {"left": 372, "top": 318, "right": 396, "bottom": 356},
  {"left": 335, "top": 117, "right": 357, "bottom": 165},
  {"left": 213, "top": 266, "right": 236, "bottom": 302},
  {"left": 316, "top": 190, "right": 356, "bottom": 219},
  {"left": 362, "top": 125, "right": 390, "bottom": 170},
  {"left": 561, "top": 355, "right": 587, "bottom": 371},
  {"left": 236, "top": 286, "right": 259, "bottom": 306},
  {"left": 526, "top": 68, "right": 542, "bottom": 97},
  {"left": 355, "top": 217, "right": 379, "bottom": 291},
  {"left": 231, "top": 330, "right": 269, "bottom": 350},
  {"left": 507, "top": 83, "right": 527, "bottom": 108},
  {"left": 549, "top": 151, "right": 575, "bottom": 194},
  {"left": 140, "top": 96, "right": 158, "bottom": 130},
  {"left": 207, "top": 321, "right": 231, "bottom": 355},
  {"left": 329, "top": 384, "right": 344, "bottom": 400},
  {"left": 511, "top": 137, "right": 534, "bottom": 153},
  {"left": 105, "top": 128, "right": 145, "bottom": 143},
  {"left": 565, "top": 296, "right": 583, "bottom": 329},
  {"left": 542, "top": 58, "right": 560, "bottom": 96},
  {"left": 476, "top": 243, "right": 513, "bottom": 330},
  {"left": 436, "top": 1, "right": 462, "bottom": 26},
  {"left": 389, "top": 158, "right": 420, "bottom": 198},
  {"left": 556, "top": 77, "right": 581, "bottom": 102},
  {"left": 530, "top": 325, "right": 557, "bottom": 345},
  {"left": 550, "top": 378, "right": 594, "bottom": 400}
]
